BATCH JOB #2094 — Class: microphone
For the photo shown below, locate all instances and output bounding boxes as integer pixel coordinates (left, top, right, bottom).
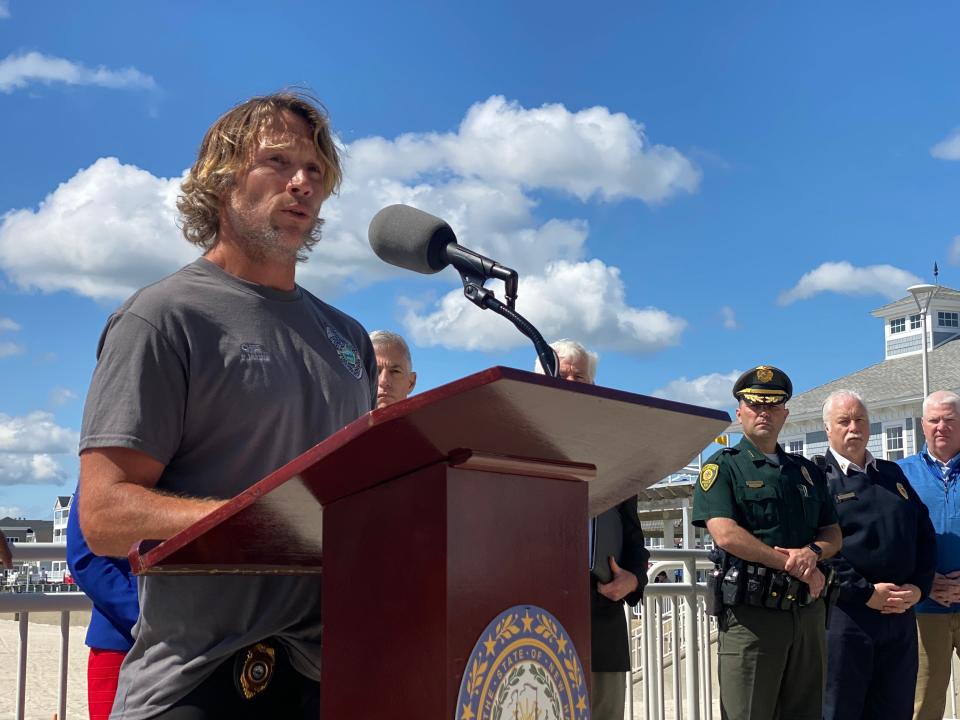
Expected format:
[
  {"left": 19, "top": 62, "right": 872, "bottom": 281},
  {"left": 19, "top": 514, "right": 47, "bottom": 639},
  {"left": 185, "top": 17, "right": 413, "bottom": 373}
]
[
  {"left": 368, "top": 205, "right": 516, "bottom": 295},
  {"left": 367, "top": 204, "right": 557, "bottom": 377}
]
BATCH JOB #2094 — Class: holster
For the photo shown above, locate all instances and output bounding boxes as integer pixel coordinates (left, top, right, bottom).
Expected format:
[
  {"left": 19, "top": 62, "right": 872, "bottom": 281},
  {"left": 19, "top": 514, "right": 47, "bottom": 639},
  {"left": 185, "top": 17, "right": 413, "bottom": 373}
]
[
  {"left": 821, "top": 565, "right": 840, "bottom": 628},
  {"left": 704, "top": 547, "right": 727, "bottom": 617}
]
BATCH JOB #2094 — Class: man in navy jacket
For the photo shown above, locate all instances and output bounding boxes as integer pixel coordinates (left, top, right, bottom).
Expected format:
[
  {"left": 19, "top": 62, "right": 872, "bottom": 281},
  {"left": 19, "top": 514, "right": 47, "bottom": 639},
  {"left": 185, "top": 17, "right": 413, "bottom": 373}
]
[{"left": 819, "top": 390, "right": 935, "bottom": 720}]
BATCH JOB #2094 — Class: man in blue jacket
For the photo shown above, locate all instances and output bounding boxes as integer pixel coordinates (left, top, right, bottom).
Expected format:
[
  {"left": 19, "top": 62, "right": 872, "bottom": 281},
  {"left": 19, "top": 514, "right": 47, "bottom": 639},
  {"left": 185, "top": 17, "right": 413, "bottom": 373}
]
[
  {"left": 67, "top": 488, "right": 139, "bottom": 720},
  {"left": 899, "top": 390, "right": 960, "bottom": 720}
]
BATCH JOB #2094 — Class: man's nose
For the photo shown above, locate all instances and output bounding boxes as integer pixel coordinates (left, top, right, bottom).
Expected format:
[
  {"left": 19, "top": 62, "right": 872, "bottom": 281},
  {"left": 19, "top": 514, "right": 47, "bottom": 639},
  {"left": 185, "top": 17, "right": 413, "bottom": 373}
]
[{"left": 288, "top": 168, "right": 313, "bottom": 196}]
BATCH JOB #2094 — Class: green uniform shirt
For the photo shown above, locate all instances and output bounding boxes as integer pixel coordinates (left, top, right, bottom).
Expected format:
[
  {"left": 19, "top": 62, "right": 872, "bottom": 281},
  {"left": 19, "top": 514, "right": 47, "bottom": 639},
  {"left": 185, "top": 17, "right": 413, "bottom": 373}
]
[{"left": 692, "top": 437, "right": 838, "bottom": 549}]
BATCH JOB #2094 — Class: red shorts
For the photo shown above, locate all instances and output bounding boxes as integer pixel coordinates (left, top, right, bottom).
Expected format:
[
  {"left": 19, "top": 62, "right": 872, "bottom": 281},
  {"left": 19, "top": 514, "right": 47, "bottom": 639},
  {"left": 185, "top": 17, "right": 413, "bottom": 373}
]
[{"left": 87, "top": 648, "right": 127, "bottom": 720}]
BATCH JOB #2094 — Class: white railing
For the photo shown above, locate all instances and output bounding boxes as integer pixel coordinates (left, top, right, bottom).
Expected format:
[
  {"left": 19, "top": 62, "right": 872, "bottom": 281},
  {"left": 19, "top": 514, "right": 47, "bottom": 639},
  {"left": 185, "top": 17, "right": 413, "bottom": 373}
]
[
  {"left": 627, "top": 548, "right": 717, "bottom": 720},
  {"left": 2, "top": 542, "right": 90, "bottom": 720},
  {"left": 10, "top": 543, "right": 958, "bottom": 720}
]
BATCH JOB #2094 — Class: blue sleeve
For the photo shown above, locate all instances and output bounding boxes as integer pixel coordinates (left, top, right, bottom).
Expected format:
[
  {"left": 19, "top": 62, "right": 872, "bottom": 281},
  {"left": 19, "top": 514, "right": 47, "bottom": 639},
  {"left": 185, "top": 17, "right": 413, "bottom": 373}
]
[
  {"left": 66, "top": 491, "right": 139, "bottom": 641},
  {"left": 907, "top": 477, "right": 937, "bottom": 598}
]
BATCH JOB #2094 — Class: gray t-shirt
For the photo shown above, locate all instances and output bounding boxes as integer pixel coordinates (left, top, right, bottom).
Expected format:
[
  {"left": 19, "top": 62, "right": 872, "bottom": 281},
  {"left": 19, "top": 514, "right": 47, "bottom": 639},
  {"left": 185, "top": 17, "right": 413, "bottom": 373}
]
[{"left": 79, "top": 258, "right": 376, "bottom": 719}]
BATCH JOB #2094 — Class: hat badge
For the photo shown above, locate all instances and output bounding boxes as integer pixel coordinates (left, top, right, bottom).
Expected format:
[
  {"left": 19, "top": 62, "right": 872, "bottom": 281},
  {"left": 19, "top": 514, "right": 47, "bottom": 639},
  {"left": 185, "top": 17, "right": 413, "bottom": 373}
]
[{"left": 756, "top": 366, "right": 774, "bottom": 383}]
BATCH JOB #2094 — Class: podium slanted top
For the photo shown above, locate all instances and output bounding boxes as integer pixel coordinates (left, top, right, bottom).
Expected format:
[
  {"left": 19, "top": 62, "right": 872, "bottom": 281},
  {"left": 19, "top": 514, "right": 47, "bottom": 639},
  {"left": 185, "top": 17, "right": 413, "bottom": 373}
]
[{"left": 131, "top": 366, "right": 729, "bottom": 575}]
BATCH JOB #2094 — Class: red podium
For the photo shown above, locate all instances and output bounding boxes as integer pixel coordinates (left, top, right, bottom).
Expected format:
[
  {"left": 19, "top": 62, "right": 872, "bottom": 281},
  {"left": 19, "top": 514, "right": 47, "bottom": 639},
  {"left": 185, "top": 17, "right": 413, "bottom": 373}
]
[{"left": 130, "top": 367, "right": 729, "bottom": 719}]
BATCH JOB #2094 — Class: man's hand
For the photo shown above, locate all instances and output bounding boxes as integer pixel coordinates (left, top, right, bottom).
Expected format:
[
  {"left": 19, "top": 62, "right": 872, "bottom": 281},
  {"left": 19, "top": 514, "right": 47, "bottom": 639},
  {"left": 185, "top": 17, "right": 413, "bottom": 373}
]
[
  {"left": 597, "top": 557, "right": 640, "bottom": 602},
  {"left": 805, "top": 567, "right": 825, "bottom": 598},
  {"left": 882, "top": 584, "right": 922, "bottom": 614},
  {"left": 928, "top": 573, "right": 960, "bottom": 607},
  {"left": 867, "top": 582, "right": 903, "bottom": 610},
  {"left": 0, "top": 530, "right": 11, "bottom": 570},
  {"left": 869, "top": 582, "right": 923, "bottom": 613},
  {"left": 774, "top": 545, "right": 818, "bottom": 581}
]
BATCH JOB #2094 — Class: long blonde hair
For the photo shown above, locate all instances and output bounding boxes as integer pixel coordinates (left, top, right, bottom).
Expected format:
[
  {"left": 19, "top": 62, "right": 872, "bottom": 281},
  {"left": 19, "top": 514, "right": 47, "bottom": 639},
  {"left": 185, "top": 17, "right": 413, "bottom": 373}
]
[{"left": 177, "top": 90, "right": 342, "bottom": 255}]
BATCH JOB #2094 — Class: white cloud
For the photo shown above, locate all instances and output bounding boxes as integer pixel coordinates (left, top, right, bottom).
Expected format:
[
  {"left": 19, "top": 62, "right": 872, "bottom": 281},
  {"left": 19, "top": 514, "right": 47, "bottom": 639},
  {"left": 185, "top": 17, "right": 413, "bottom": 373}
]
[
  {"left": 0, "top": 316, "right": 22, "bottom": 357},
  {"left": 720, "top": 306, "right": 737, "bottom": 330},
  {"left": 0, "top": 157, "right": 195, "bottom": 301},
  {"left": 0, "top": 96, "right": 695, "bottom": 342},
  {"left": 0, "top": 454, "right": 68, "bottom": 485},
  {"left": 402, "top": 259, "right": 686, "bottom": 352},
  {"left": 778, "top": 261, "right": 921, "bottom": 305},
  {"left": 0, "top": 412, "right": 77, "bottom": 486},
  {"left": 0, "top": 342, "right": 23, "bottom": 357},
  {"left": 0, "top": 506, "right": 25, "bottom": 519},
  {"left": 652, "top": 370, "right": 742, "bottom": 411},
  {"left": 0, "top": 1, "right": 9, "bottom": 19},
  {"left": 0, "top": 52, "right": 155, "bottom": 93},
  {"left": 950, "top": 236, "right": 960, "bottom": 265},
  {"left": 49, "top": 388, "right": 78, "bottom": 407},
  {"left": 0, "top": 412, "right": 79, "bottom": 454},
  {"left": 931, "top": 129, "right": 960, "bottom": 161}
]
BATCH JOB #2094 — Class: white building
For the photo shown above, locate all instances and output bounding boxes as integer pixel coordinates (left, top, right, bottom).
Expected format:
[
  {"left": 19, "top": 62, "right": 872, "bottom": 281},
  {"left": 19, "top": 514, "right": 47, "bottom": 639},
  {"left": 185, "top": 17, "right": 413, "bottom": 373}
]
[
  {"left": 778, "top": 286, "right": 960, "bottom": 459},
  {"left": 50, "top": 494, "right": 72, "bottom": 581}
]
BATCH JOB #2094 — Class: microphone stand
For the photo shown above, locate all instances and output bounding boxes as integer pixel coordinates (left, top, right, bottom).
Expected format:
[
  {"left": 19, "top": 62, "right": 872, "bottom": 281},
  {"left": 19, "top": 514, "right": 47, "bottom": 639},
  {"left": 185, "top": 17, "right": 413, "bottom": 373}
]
[{"left": 453, "top": 263, "right": 558, "bottom": 378}]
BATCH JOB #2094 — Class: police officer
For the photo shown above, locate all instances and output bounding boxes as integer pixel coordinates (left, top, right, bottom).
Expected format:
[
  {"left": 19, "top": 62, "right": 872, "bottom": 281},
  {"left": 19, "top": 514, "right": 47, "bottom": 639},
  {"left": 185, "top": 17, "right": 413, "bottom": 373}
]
[
  {"left": 693, "top": 365, "right": 842, "bottom": 720},
  {"left": 818, "top": 390, "right": 935, "bottom": 720}
]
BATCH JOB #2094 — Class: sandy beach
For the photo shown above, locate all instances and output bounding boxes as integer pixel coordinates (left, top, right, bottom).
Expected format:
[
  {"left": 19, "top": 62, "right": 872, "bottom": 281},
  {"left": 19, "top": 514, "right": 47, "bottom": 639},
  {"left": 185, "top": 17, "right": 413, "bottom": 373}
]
[{"left": 0, "top": 613, "right": 91, "bottom": 720}]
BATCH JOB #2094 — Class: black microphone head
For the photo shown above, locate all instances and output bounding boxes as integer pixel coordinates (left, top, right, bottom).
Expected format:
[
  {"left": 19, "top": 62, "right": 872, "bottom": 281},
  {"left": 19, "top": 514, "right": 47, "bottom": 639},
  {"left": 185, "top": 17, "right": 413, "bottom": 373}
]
[{"left": 368, "top": 204, "right": 456, "bottom": 275}]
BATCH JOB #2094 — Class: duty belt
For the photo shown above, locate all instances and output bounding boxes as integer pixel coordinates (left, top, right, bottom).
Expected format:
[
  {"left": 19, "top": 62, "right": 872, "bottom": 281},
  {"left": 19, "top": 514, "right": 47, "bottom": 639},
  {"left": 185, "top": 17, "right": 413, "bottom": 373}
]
[{"left": 719, "top": 562, "right": 822, "bottom": 611}]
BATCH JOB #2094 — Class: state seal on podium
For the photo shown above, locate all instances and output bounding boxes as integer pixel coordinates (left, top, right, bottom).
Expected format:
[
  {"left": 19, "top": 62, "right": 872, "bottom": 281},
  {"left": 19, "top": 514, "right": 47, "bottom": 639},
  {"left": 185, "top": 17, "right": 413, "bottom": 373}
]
[{"left": 454, "top": 605, "right": 590, "bottom": 720}]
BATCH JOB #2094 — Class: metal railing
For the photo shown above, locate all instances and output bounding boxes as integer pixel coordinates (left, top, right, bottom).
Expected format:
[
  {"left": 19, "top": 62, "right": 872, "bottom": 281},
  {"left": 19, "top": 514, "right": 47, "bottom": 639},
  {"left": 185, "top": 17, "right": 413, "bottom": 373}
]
[
  {"left": 9, "top": 543, "right": 958, "bottom": 720},
  {"left": 627, "top": 548, "right": 717, "bottom": 720},
  {"left": 1, "top": 542, "right": 90, "bottom": 720}
]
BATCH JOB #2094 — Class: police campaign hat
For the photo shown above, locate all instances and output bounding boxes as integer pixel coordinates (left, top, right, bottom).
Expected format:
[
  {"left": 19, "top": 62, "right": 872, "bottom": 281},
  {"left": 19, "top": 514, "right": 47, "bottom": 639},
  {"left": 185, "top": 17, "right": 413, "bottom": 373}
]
[{"left": 732, "top": 365, "right": 792, "bottom": 405}]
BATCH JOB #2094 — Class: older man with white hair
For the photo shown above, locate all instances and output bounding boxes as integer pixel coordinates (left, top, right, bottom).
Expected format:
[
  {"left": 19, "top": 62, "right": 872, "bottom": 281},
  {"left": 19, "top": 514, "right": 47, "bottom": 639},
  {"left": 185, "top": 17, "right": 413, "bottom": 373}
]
[
  {"left": 818, "top": 390, "right": 935, "bottom": 720},
  {"left": 369, "top": 330, "right": 417, "bottom": 409},
  {"left": 534, "top": 339, "right": 648, "bottom": 720},
  {"left": 899, "top": 390, "right": 960, "bottom": 720}
]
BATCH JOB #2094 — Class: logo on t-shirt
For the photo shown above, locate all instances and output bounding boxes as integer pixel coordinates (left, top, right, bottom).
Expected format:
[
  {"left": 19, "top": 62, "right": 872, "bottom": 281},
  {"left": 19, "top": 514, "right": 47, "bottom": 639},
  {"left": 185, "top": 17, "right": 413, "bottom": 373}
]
[
  {"left": 240, "top": 343, "right": 271, "bottom": 362},
  {"left": 325, "top": 325, "right": 363, "bottom": 379}
]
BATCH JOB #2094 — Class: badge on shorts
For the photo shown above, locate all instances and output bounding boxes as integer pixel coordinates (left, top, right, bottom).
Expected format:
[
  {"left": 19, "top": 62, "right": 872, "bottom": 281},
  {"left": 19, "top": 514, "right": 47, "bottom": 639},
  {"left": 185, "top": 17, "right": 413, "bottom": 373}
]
[
  {"left": 800, "top": 467, "right": 814, "bottom": 486},
  {"left": 700, "top": 463, "right": 719, "bottom": 492},
  {"left": 236, "top": 642, "right": 276, "bottom": 699},
  {"left": 325, "top": 325, "right": 363, "bottom": 380},
  {"left": 897, "top": 482, "right": 909, "bottom": 500}
]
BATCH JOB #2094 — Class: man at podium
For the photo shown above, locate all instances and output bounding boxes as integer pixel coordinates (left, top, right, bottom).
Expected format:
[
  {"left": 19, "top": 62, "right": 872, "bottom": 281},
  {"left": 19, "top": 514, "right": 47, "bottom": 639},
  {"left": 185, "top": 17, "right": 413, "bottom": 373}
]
[{"left": 76, "top": 92, "right": 377, "bottom": 719}]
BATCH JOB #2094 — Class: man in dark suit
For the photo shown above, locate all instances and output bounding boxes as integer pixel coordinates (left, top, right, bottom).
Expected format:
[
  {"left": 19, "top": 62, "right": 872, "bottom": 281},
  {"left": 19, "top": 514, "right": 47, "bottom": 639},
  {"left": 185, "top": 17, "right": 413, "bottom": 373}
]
[
  {"left": 536, "top": 338, "right": 649, "bottom": 720},
  {"left": 819, "top": 389, "right": 935, "bottom": 720}
]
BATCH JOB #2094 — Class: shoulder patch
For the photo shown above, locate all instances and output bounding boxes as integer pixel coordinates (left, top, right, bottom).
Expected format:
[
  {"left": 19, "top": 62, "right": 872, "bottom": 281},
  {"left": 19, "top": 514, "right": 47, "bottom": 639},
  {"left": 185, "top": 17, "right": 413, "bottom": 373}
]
[
  {"left": 700, "top": 463, "right": 719, "bottom": 492},
  {"left": 800, "top": 466, "right": 815, "bottom": 486}
]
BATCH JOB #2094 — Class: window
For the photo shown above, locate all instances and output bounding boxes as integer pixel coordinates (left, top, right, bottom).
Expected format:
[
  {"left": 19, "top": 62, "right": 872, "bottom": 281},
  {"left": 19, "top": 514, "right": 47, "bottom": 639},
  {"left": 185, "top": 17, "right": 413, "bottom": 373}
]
[
  {"left": 938, "top": 311, "right": 959, "bottom": 328},
  {"left": 910, "top": 314, "right": 922, "bottom": 330},
  {"left": 886, "top": 426, "right": 904, "bottom": 461},
  {"left": 787, "top": 440, "right": 803, "bottom": 455},
  {"left": 890, "top": 317, "right": 906, "bottom": 334}
]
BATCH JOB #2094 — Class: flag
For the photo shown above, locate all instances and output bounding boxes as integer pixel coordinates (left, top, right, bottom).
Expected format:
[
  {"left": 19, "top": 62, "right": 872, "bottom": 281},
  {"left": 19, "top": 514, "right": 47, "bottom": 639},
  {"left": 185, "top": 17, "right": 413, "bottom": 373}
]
[{"left": 714, "top": 435, "right": 729, "bottom": 446}]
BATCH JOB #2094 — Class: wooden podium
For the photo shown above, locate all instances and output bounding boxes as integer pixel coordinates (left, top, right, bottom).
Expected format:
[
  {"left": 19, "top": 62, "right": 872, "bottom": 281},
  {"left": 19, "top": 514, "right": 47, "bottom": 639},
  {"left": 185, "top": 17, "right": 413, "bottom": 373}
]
[{"left": 130, "top": 367, "right": 729, "bottom": 719}]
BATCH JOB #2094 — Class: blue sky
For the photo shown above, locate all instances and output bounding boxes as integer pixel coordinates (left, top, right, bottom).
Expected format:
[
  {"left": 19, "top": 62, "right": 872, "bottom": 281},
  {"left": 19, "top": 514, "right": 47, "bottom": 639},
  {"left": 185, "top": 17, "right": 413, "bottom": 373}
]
[{"left": 1, "top": 2, "right": 958, "bottom": 518}]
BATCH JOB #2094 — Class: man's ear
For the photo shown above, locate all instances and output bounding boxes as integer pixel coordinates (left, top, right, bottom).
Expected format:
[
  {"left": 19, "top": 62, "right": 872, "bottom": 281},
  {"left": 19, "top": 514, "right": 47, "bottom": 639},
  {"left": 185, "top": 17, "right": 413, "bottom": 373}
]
[{"left": 407, "top": 371, "right": 417, "bottom": 395}]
